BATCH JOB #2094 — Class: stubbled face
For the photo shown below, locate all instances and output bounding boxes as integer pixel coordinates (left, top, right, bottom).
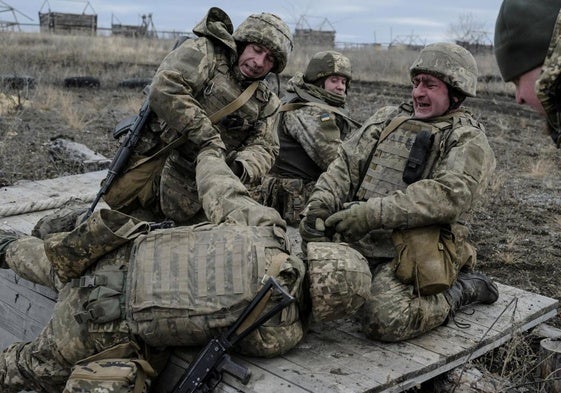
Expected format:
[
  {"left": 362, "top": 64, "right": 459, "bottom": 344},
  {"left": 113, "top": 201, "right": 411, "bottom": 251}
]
[
  {"left": 513, "top": 66, "right": 546, "bottom": 114},
  {"left": 323, "top": 75, "right": 347, "bottom": 96},
  {"left": 238, "top": 43, "right": 275, "bottom": 79},
  {"left": 412, "top": 73, "right": 450, "bottom": 119}
]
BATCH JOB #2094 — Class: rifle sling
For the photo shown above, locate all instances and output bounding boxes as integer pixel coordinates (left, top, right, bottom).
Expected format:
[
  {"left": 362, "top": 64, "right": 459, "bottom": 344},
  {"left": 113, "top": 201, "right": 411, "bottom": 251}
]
[{"left": 127, "top": 81, "right": 260, "bottom": 171}]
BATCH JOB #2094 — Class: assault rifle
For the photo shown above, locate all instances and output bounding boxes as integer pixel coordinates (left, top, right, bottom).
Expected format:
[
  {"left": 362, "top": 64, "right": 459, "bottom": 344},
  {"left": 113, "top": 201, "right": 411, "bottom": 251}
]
[
  {"left": 171, "top": 276, "right": 295, "bottom": 393},
  {"left": 82, "top": 36, "right": 190, "bottom": 222},
  {"left": 82, "top": 95, "right": 151, "bottom": 221}
]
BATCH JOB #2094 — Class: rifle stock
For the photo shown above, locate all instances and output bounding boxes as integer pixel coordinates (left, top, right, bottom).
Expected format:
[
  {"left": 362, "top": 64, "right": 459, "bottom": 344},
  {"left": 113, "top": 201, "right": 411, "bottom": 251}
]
[{"left": 171, "top": 276, "right": 295, "bottom": 393}]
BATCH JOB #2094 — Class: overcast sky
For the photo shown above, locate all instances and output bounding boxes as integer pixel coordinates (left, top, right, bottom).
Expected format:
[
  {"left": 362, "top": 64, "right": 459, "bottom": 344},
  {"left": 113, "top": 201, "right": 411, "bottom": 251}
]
[{"left": 7, "top": 0, "right": 504, "bottom": 45}]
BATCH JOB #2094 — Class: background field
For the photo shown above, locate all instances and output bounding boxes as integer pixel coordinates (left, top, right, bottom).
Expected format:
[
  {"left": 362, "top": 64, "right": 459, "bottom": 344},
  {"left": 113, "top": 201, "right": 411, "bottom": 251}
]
[{"left": 1, "top": 33, "right": 560, "bottom": 390}]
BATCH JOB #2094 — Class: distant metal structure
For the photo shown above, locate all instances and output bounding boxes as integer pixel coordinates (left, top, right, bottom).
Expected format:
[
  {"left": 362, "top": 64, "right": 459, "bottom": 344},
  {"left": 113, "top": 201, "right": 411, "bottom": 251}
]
[
  {"left": 0, "top": 1, "right": 33, "bottom": 31},
  {"left": 389, "top": 34, "right": 426, "bottom": 51},
  {"left": 39, "top": 0, "right": 97, "bottom": 35},
  {"left": 111, "top": 13, "right": 157, "bottom": 38},
  {"left": 293, "top": 15, "right": 335, "bottom": 48}
]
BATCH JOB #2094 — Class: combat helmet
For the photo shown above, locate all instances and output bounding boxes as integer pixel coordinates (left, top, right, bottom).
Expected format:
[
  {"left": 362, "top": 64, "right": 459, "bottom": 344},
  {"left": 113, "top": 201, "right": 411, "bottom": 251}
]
[
  {"left": 306, "top": 242, "right": 372, "bottom": 322},
  {"left": 233, "top": 12, "right": 293, "bottom": 74},
  {"left": 410, "top": 42, "right": 478, "bottom": 97},
  {"left": 304, "top": 50, "right": 352, "bottom": 87}
]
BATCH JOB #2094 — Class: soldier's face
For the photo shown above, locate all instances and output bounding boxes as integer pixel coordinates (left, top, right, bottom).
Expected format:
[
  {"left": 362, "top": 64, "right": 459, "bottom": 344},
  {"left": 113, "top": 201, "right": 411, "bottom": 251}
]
[
  {"left": 411, "top": 73, "right": 450, "bottom": 119},
  {"left": 238, "top": 43, "right": 275, "bottom": 79},
  {"left": 513, "top": 66, "right": 546, "bottom": 114},
  {"left": 324, "top": 75, "right": 347, "bottom": 96}
]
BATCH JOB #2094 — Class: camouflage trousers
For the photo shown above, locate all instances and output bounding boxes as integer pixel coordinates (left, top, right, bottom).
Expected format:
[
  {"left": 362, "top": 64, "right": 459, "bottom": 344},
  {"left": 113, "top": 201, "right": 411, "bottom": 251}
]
[
  {"left": 0, "top": 237, "right": 131, "bottom": 393},
  {"left": 361, "top": 262, "right": 451, "bottom": 342},
  {"left": 258, "top": 176, "right": 315, "bottom": 226}
]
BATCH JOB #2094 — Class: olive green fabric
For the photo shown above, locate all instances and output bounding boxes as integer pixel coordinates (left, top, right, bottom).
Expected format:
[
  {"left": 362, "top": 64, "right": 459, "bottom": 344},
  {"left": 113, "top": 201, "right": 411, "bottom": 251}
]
[{"left": 494, "top": 0, "right": 561, "bottom": 82}]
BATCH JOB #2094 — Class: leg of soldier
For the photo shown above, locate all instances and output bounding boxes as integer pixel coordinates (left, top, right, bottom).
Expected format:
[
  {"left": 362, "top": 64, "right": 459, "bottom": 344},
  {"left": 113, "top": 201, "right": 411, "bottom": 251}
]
[
  {"left": 0, "top": 282, "right": 131, "bottom": 392},
  {"left": 5, "top": 236, "right": 64, "bottom": 291},
  {"left": 361, "top": 262, "right": 451, "bottom": 342}
]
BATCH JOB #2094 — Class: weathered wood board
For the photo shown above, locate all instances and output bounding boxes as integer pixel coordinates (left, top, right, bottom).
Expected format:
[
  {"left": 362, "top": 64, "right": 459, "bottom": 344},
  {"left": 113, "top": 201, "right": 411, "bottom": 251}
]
[{"left": 0, "top": 171, "right": 558, "bottom": 393}]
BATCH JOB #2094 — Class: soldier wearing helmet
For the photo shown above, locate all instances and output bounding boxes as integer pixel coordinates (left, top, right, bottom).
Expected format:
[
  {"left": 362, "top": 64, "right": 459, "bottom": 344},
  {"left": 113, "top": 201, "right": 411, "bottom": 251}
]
[
  {"left": 104, "top": 7, "right": 293, "bottom": 225},
  {"left": 257, "top": 50, "right": 360, "bottom": 226},
  {"left": 494, "top": 0, "right": 561, "bottom": 147},
  {"left": 300, "top": 42, "right": 499, "bottom": 341}
]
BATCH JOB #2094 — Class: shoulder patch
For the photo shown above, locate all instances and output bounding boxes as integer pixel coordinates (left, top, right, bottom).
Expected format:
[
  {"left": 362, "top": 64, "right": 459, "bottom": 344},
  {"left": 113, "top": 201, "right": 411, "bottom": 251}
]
[{"left": 319, "top": 113, "right": 332, "bottom": 122}]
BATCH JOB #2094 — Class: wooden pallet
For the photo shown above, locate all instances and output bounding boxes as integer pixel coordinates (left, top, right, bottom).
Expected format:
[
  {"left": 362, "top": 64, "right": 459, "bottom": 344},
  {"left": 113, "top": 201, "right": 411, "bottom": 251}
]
[{"left": 0, "top": 171, "right": 558, "bottom": 392}]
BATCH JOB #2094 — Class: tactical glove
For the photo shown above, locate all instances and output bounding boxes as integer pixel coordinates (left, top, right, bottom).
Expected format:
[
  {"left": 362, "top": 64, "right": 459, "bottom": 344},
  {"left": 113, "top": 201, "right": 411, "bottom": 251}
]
[{"left": 325, "top": 201, "right": 374, "bottom": 242}]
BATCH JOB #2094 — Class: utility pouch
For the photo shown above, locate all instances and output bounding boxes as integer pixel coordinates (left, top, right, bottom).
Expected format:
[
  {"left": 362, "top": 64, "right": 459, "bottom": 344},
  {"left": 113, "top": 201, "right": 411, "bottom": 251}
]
[
  {"left": 392, "top": 225, "right": 457, "bottom": 296},
  {"left": 63, "top": 342, "right": 155, "bottom": 393},
  {"left": 44, "top": 209, "right": 150, "bottom": 283},
  {"left": 402, "top": 130, "right": 434, "bottom": 184}
]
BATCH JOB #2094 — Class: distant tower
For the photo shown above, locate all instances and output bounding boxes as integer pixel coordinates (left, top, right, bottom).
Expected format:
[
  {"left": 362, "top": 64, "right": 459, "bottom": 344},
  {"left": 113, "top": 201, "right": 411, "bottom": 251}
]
[{"left": 0, "top": 1, "right": 33, "bottom": 32}]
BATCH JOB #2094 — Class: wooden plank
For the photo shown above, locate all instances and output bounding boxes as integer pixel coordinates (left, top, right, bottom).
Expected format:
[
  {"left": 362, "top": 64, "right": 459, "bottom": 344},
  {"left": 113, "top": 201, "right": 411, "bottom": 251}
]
[{"left": 0, "top": 171, "right": 558, "bottom": 393}]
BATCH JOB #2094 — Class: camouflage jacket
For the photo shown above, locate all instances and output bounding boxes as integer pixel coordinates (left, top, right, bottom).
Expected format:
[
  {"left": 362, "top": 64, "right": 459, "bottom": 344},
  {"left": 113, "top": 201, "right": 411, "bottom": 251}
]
[
  {"left": 537, "top": 10, "right": 561, "bottom": 146},
  {"left": 269, "top": 73, "right": 358, "bottom": 181},
  {"left": 307, "top": 104, "right": 496, "bottom": 259},
  {"left": 146, "top": 9, "right": 281, "bottom": 183}
]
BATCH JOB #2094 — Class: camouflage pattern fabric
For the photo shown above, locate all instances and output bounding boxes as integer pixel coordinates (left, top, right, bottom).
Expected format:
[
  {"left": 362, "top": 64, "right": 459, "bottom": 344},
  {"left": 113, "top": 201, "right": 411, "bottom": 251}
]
[
  {"left": 361, "top": 262, "right": 451, "bottom": 342},
  {"left": 232, "top": 12, "right": 293, "bottom": 74},
  {"left": 112, "top": 7, "right": 283, "bottom": 224},
  {"left": 536, "top": 10, "right": 561, "bottom": 146},
  {"left": 306, "top": 242, "right": 372, "bottom": 322},
  {"left": 0, "top": 147, "right": 303, "bottom": 391},
  {"left": 303, "top": 50, "right": 352, "bottom": 84},
  {"left": 410, "top": 42, "right": 478, "bottom": 97},
  {"left": 305, "top": 103, "right": 495, "bottom": 340},
  {"left": 260, "top": 72, "right": 358, "bottom": 224}
]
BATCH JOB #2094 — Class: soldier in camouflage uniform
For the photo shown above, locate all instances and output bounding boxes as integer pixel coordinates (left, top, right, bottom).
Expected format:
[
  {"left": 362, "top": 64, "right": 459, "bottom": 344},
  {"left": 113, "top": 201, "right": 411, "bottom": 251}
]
[
  {"left": 0, "top": 145, "right": 306, "bottom": 392},
  {"left": 258, "top": 51, "right": 360, "bottom": 225},
  {"left": 300, "top": 42, "right": 500, "bottom": 342},
  {"left": 494, "top": 0, "right": 561, "bottom": 147},
  {"left": 105, "top": 7, "right": 293, "bottom": 224}
]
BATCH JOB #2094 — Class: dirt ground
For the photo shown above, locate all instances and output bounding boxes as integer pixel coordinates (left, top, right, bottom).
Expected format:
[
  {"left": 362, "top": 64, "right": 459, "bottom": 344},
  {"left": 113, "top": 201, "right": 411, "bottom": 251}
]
[{"left": 1, "top": 77, "right": 560, "bottom": 389}]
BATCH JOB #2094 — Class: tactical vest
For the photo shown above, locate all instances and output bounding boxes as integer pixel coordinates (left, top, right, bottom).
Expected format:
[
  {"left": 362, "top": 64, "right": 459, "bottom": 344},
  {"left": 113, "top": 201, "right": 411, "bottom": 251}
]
[
  {"left": 124, "top": 223, "right": 298, "bottom": 347},
  {"left": 356, "top": 117, "right": 453, "bottom": 200}
]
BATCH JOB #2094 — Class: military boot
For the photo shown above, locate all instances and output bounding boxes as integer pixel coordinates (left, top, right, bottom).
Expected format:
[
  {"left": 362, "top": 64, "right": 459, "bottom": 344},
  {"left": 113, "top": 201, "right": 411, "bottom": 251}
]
[
  {"left": 444, "top": 271, "right": 499, "bottom": 314},
  {"left": 0, "top": 228, "right": 21, "bottom": 269}
]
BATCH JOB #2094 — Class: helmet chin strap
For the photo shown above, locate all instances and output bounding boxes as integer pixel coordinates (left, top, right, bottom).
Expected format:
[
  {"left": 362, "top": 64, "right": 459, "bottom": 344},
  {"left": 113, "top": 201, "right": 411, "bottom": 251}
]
[{"left": 448, "top": 89, "right": 465, "bottom": 111}]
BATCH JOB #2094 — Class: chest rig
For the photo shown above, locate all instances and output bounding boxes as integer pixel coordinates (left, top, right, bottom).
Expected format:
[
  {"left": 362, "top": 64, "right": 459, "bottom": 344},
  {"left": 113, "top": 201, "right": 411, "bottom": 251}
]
[
  {"left": 356, "top": 116, "right": 453, "bottom": 200},
  {"left": 196, "top": 54, "right": 270, "bottom": 151}
]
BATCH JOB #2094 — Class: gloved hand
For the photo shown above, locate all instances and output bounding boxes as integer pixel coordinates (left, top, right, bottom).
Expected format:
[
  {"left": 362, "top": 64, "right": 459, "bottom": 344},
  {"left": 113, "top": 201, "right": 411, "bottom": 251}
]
[
  {"left": 325, "top": 201, "right": 374, "bottom": 242},
  {"left": 299, "top": 201, "right": 332, "bottom": 253}
]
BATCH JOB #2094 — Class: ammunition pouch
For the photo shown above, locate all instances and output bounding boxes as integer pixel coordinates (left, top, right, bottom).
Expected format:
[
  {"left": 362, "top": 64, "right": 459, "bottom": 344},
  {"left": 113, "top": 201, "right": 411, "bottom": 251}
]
[
  {"left": 63, "top": 342, "right": 155, "bottom": 393},
  {"left": 391, "top": 224, "right": 476, "bottom": 296},
  {"left": 44, "top": 209, "right": 149, "bottom": 283}
]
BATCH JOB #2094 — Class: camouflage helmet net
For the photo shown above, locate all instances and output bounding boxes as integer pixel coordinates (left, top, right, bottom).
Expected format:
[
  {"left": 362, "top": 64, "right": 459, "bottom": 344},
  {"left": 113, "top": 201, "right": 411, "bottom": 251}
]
[
  {"left": 306, "top": 242, "right": 372, "bottom": 322},
  {"left": 233, "top": 12, "right": 294, "bottom": 74},
  {"left": 409, "top": 42, "right": 478, "bottom": 97},
  {"left": 303, "top": 50, "right": 352, "bottom": 84}
]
